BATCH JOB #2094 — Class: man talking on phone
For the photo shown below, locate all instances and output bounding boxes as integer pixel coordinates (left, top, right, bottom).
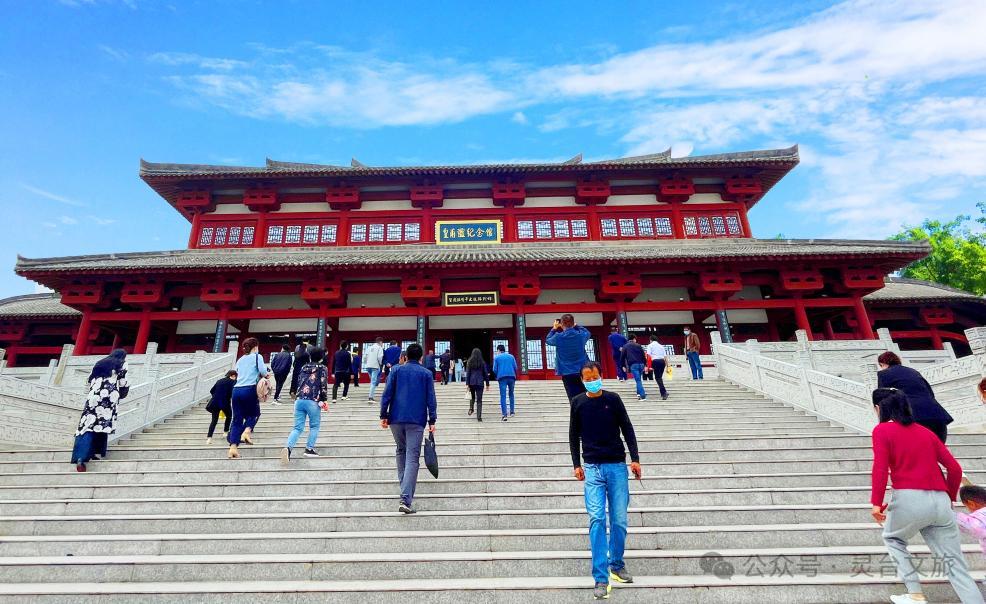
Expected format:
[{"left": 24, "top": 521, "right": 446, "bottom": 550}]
[{"left": 547, "top": 313, "right": 592, "bottom": 403}]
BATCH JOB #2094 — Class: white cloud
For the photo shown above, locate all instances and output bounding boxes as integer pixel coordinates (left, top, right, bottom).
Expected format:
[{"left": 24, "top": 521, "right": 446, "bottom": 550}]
[
  {"left": 98, "top": 44, "right": 129, "bottom": 62},
  {"left": 87, "top": 215, "right": 117, "bottom": 226},
  {"left": 58, "top": 215, "right": 78, "bottom": 225},
  {"left": 511, "top": 112, "right": 528, "bottom": 125},
  {"left": 19, "top": 183, "right": 87, "bottom": 207}
]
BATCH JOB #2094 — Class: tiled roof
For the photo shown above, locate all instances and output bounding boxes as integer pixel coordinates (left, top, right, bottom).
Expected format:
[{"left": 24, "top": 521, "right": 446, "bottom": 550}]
[
  {"left": 139, "top": 145, "right": 800, "bottom": 178},
  {"left": 0, "top": 293, "right": 78, "bottom": 318},
  {"left": 865, "top": 277, "right": 986, "bottom": 304},
  {"left": 16, "top": 238, "right": 928, "bottom": 276}
]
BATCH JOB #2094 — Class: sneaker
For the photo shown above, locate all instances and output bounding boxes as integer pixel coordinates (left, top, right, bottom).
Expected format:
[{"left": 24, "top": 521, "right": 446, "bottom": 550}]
[
  {"left": 661, "top": 394, "right": 669, "bottom": 400},
  {"left": 636, "top": 395, "right": 644, "bottom": 401},
  {"left": 303, "top": 448, "right": 320, "bottom": 458},
  {"left": 890, "top": 596, "right": 927, "bottom": 604},
  {"left": 206, "top": 437, "right": 213, "bottom": 445},
  {"left": 593, "top": 583, "right": 611, "bottom": 600},
  {"left": 609, "top": 567, "right": 633, "bottom": 584},
  {"left": 501, "top": 416, "right": 508, "bottom": 422},
  {"left": 477, "top": 417, "right": 483, "bottom": 422},
  {"left": 76, "top": 463, "right": 87, "bottom": 473},
  {"left": 509, "top": 412, "right": 515, "bottom": 417},
  {"left": 399, "top": 503, "right": 416, "bottom": 514},
  {"left": 280, "top": 447, "right": 291, "bottom": 465},
  {"left": 342, "top": 396, "right": 349, "bottom": 401},
  {"left": 271, "top": 401, "right": 282, "bottom": 407}
]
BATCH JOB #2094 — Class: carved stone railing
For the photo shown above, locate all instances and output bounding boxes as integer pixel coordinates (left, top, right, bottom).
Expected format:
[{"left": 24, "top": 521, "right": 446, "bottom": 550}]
[
  {"left": 0, "top": 342, "right": 237, "bottom": 448},
  {"left": 713, "top": 327, "right": 986, "bottom": 434}
]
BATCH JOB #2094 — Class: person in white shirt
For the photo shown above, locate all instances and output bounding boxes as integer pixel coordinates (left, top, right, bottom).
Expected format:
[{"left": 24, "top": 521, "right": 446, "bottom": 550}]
[
  {"left": 364, "top": 337, "right": 386, "bottom": 404},
  {"left": 645, "top": 334, "right": 669, "bottom": 400}
]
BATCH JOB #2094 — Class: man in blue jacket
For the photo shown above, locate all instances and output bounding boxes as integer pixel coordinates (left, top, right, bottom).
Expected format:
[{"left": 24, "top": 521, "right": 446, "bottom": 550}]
[
  {"left": 492, "top": 344, "right": 518, "bottom": 420},
  {"left": 382, "top": 340, "right": 402, "bottom": 377},
  {"left": 380, "top": 343, "right": 438, "bottom": 514},
  {"left": 607, "top": 326, "right": 628, "bottom": 382},
  {"left": 547, "top": 313, "right": 592, "bottom": 403}
]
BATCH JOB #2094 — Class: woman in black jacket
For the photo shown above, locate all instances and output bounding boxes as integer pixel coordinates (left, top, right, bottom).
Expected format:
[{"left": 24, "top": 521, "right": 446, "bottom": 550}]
[
  {"left": 206, "top": 370, "right": 237, "bottom": 444},
  {"left": 465, "top": 348, "right": 490, "bottom": 422},
  {"left": 876, "top": 351, "right": 953, "bottom": 442}
]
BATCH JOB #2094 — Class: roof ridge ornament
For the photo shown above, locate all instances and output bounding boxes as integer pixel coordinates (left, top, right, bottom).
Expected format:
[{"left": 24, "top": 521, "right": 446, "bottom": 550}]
[
  {"left": 562, "top": 154, "right": 582, "bottom": 165},
  {"left": 351, "top": 158, "right": 368, "bottom": 168}
]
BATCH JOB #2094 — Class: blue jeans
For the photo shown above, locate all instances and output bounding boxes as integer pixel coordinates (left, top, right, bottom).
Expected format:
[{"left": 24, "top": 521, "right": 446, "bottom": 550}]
[
  {"left": 285, "top": 399, "right": 321, "bottom": 450},
  {"left": 498, "top": 377, "right": 516, "bottom": 415},
  {"left": 584, "top": 462, "right": 630, "bottom": 585},
  {"left": 629, "top": 363, "right": 646, "bottom": 399},
  {"left": 686, "top": 351, "right": 703, "bottom": 380},
  {"left": 367, "top": 368, "right": 382, "bottom": 400},
  {"left": 390, "top": 423, "right": 425, "bottom": 506}
]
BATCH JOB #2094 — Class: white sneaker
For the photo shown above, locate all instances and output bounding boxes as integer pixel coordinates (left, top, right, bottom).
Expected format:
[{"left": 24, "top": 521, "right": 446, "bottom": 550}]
[
  {"left": 890, "top": 595, "right": 927, "bottom": 604},
  {"left": 206, "top": 437, "right": 212, "bottom": 445},
  {"left": 342, "top": 396, "right": 349, "bottom": 401}
]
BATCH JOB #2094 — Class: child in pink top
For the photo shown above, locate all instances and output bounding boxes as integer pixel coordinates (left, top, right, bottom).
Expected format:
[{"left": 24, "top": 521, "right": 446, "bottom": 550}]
[{"left": 957, "top": 484, "right": 986, "bottom": 557}]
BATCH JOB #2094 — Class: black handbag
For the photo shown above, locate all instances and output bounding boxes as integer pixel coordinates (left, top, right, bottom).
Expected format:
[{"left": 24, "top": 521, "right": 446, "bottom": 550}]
[{"left": 423, "top": 431, "right": 439, "bottom": 478}]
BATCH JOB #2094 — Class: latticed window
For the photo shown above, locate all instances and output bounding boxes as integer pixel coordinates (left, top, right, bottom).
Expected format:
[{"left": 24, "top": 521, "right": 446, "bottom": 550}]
[
  {"left": 321, "top": 224, "right": 337, "bottom": 243},
  {"left": 386, "top": 223, "right": 402, "bottom": 241},
  {"left": 214, "top": 227, "right": 228, "bottom": 246},
  {"left": 303, "top": 225, "right": 319, "bottom": 244},
  {"left": 199, "top": 227, "right": 214, "bottom": 246},
  {"left": 369, "top": 223, "right": 385, "bottom": 242},
  {"left": 535, "top": 220, "right": 552, "bottom": 239},
  {"left": 228, "top": 226, "right": 241, "bottom": 245},
  {"left": 285, "top": 225, "right": 302, "bottom": 244},
  {"left": 712, "top": 215, "right": 727, "bottom": 236},
  {"left": 655, "top": 217, "right": 673, "bottom": 236},
  {"left": 683, "top": 217, "right": 698, "bottom": 236},
  {"left": 405, "top": 223, "right": 420, "bottom": 241},
  {"left": 601, "top": 219, "right": 618, "bottom": 237},
  {"left": 526, "top": 339, "right": 543, "bottom": 370},
  {"left": 698, "top": 217, "right": 712, "bottom": 237},
  {"left": 725, "top": 214, "right": 742, "bottom": 236},
  {"left": 517, "top": 221, "right": 534, "bottom": 239},
  {"left": 637, "top": 218, "right": 655, "bottom": 237},
  {"left": 571, "top": 220, "right": 588, "bottom": 238},
  {"left": 242, "top": 226, "right": 255, "bottom": 245},
  {"left": 350, "top": 224, "right": 367, "bottom": 242},
  {"left": 618, "top": 218, "right": 636, "bottom": 237},
  {"left": 553, "top": 219, "right": 570, "bottom": 238}
]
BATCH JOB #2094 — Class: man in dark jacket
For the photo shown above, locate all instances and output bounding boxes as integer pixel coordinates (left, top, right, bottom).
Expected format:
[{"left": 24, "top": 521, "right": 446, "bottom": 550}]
[
  {"left": 620, "top": 334, "right": 648, "bottom": 400},
  {"left": 439, "top": 349, "right": 452, "bottom": 385},
  {"left": 423, "top": 349, "right": 437, "bottom": 380},
  {"left": 270, "top": 344, "right": 293, "bottom": 403},
  {"left": 331, "top": 341, "right": 353, "bottom": 402},
  {"left": 877, "top": 351, "right": 953, "bottom": 442},
  {"left": 380, "top": 343, "right": 437, "bottom": 514},
  {"left": 569, "top": 361, "right": 641, "bottom": 600},
  {"left": 608, "top": 326, "right": 628, "bottom": 382},
  {"left": 289, "top": 338, "right": 312, "bottom": 396}
]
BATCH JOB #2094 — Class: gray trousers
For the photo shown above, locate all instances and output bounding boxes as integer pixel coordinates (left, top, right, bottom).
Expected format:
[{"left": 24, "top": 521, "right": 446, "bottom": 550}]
[
  {"left": 390, "top": 423, "right": 425, "bottom": 507},
  {"left": 882, "top": 489, "right": 984, "bottom": 603}
]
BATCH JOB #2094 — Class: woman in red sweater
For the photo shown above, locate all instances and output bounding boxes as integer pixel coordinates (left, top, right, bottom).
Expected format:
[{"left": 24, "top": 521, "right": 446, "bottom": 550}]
[{"left": 870, "top": 388, "right": 983, "bottom": 604}]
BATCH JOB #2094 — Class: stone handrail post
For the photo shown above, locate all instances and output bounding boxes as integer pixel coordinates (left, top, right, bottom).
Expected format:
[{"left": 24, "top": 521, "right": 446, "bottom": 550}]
[{"left": 53, "top": 344, "right": 73, "bottom": 386}]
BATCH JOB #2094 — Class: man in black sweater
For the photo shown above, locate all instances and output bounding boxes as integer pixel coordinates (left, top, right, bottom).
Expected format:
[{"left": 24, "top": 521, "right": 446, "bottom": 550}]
[{"left": 569, "top": 361, "right": 641, "bottom": 600}]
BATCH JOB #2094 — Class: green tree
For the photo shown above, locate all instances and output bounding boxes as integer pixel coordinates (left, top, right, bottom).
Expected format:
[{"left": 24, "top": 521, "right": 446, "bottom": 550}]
[{"left": 890, "top": 202, "right": 986, "bottom": 295}]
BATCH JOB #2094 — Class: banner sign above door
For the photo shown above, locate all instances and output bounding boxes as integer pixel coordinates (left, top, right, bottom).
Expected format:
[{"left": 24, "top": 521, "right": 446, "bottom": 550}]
[
  {"left": 444, "top": 292, "right": 499, "bottom": 307},
  {"left": 435, "top": 220, "right": 502, "bottom": 245}
]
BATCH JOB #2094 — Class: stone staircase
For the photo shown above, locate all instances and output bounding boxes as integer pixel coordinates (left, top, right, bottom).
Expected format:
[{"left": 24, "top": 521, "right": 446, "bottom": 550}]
[{"left": 1, "top": 377, "right": 985, "bottom": 603}]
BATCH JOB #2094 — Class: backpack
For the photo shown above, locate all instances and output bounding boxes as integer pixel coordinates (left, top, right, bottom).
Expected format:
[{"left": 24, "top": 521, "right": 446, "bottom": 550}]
[{"left": 297, "top": 364, "right": 327, "bottom": 402}]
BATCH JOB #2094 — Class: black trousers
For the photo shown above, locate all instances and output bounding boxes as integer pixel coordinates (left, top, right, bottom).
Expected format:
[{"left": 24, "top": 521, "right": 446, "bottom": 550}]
[
  {"left": 289, "top": 363, "right": 305, "bottom": 394},
  {"left": 207, "top": 409, "right": 232, "bottom": 437},
  {"left": 332, "top": 371, "right": 351, "bottom": 400},
  {"left": 917, "top": 419, "right": 948, "bottom": 443},
  {"left": 561, "top": 373, "right": 586, "bottom": 403},
  {"left": 273, "top": 371, "right": 289, "bottom": 400},
  {"left": 441, "top": 368, "right": 450, "bottom": 385},
  {"left": 650, "top": 359, "right": 668, "bottom": 398},
  {"left": 352, "top": 371, "right": 360, "bottom": 386},
  {"left": 469, "top": 385, "right": 484, "bottom": 419}
]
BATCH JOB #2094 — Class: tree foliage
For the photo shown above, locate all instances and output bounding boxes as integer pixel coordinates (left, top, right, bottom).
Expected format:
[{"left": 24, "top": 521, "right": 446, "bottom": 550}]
[{"left": 890, "top": 202, "right": 986, "bottom": 296}]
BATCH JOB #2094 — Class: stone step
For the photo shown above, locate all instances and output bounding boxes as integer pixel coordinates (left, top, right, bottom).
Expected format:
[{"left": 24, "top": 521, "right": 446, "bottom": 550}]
[
  {"left": 0, "top": 486, "right": 879, "bottom": 516},
  {"left": 1, "top": 574, "right": 977, "bottom": 604},
  {"left": 2, "top": 523, "right": 971, "bottom": 557},
  {"left": 0, "top": 545, "right": 981, "bottom": 583}
]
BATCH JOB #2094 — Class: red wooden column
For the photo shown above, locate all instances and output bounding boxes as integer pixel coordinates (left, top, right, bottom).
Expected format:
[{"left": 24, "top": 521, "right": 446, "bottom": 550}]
[
  {"left": 134, "top": 308, "right": 152, "bottom": 354},
  {"left": 670, "top": 201, "right": 685, "bottom": 238},
  {"left": 793, "top": 300, "right": 813, "bottom": 340},
  {"left": 853, "top": 296, "right": 875, "bottom": 340},
  {"left": 929, "top": 327, "right": 944, "bottom": 350},
  {"left": 188, "top": 211, "right": 202, "bottom": 248},
  {"left": 421, "top": 206, "right": 434, "bottom": 243},
  {"left": 738, "top": 208, "right": 753, "bottom": 237},
  {"left": 74, "top": 310, "right": 93, "bottom": 356},
  {"left": 254, "top": 211, "right": 269, "bottom": 248}
]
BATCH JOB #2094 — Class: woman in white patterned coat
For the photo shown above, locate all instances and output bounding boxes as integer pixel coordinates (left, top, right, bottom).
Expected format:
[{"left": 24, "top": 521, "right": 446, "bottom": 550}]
[{"left": 71, "top": 349, "right": 129, "bottom": 472}]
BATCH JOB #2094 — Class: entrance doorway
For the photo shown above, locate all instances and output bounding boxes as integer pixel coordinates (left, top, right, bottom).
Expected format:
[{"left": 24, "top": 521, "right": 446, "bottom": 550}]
[{"left": 451, "top": 329, "right": 494, "bottom": 365}]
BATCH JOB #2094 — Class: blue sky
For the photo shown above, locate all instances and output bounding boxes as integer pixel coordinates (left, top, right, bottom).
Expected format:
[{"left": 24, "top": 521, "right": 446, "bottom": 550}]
[{"left": 1, "top": 0, "right": 984, "bottom": 298}]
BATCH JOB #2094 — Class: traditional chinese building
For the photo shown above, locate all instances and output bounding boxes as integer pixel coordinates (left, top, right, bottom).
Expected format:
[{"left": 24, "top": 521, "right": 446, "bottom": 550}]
[{"left": 8, "top": 146, "right": 985, "bottom": 375}]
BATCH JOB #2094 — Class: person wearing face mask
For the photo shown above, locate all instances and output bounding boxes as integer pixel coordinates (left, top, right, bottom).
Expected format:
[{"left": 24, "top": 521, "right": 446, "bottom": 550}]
[
  {"left": 684, "top": 327, "right": 703, "bottom": 380},
  {"left": 569, "top": 362, "right": 642, "bottom": 600}
]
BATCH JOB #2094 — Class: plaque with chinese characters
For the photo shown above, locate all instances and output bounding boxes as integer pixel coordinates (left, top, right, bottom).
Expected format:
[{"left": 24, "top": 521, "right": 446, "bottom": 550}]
[
  {"left": 443, "top": 292, "right": 499, "bottom": 307},
  {"left": 435, "top": 220, "right": 502, "bottom": 245}
]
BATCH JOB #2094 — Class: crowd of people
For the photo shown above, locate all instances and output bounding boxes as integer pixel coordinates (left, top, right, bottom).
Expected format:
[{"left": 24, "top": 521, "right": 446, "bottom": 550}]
[{"left": 67, "top": 331, "right": 986, "bottom": 601}]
